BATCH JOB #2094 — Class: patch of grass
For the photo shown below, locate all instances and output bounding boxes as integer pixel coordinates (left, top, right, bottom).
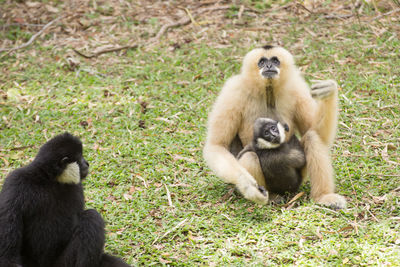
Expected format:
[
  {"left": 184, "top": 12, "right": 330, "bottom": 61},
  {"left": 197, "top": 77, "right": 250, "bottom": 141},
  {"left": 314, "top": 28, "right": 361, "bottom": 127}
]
[{"left": 1, "top": 1, "right": 399, "bottom": 265}]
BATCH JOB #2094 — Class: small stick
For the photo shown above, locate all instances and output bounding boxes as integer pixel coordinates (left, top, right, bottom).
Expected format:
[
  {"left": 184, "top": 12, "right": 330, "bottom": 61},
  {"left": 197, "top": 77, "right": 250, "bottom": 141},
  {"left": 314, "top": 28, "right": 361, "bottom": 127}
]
[
  {"left": 313, "top": 205, "right": 339, "bottom": 214},
  {"left": 152, "top": 17, "right": 191, "bottom": 41},
  {"left": 136, "top": 175, "right": 148, "bottom": 188},
  {"left": 284, "top": 191, "right": 305, "bottom": 208},
  {"left": 369, "top": 8, "right": 400, "bottom": 21},
  {"left": 73, "top": 44, "right": 138, "bottom": 59},
  {"left": 151, "top": 5, "right": 231, "bottom": 41},
  {"left": 152, "top": 218, "right": 188, "bottom": 245},
  {"left": 164, "top": 184, "right": 174, "bottom": 208},
  {"left": 0, "top": 16, "right": 65, "bottom": 56}
]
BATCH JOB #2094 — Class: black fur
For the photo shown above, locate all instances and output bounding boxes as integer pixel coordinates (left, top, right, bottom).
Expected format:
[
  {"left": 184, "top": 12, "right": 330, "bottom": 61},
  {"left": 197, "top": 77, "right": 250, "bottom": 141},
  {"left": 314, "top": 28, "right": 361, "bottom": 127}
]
[
  {"left": 0, "top": 132, "right": 130, "bottom": 267},
  {"left": 238, "top": 118, "right": 306, "bottom": 195},
  {"left": 262, "top": 45, "right": 274, "bottom": 50},
  {"left": 256, "top": 135, "right": 305, "bottom": 195}
]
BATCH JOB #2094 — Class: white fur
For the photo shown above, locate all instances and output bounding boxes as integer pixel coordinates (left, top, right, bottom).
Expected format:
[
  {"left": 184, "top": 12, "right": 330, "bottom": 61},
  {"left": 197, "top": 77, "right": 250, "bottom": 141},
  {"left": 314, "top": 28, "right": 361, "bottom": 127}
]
[
  {"left": 57, "top": 162, "right": 80, "bottom": 184},
  {"left": 259, "top": 66, "right": 280, "bottom": 79},
  {"left": 256, "top": 138, "right": 280, "bottom": 149},
  {"left": 277, "top": 122, "right": 286, "bottom": 144}
]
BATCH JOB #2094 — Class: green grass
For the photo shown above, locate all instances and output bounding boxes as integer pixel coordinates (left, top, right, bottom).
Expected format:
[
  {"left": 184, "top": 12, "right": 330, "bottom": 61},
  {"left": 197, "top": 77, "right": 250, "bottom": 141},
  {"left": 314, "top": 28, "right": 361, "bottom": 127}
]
[{"left": 1, "top": 1, "right": 400, "bottom": 265}]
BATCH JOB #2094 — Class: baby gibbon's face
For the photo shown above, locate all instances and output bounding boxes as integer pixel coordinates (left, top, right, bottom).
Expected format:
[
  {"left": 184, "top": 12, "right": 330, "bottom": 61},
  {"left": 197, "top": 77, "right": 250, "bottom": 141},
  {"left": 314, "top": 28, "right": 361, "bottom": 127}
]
[{"left": 254, "top": 117, "right": 289, "bottom": 149}]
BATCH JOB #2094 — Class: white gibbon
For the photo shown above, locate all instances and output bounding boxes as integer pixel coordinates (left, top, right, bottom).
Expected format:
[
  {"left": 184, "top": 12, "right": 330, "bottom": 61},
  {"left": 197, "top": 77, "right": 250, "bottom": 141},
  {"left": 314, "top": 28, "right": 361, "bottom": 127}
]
[{"left": 203, "top": 45, "right": 346, "bottom": 209}]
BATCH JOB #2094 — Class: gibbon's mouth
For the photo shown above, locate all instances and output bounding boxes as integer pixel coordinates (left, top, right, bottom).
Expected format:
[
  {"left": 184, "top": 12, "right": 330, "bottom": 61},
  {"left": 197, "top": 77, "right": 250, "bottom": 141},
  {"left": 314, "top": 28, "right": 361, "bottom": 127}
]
[
  {"left": 81, "top": 168, "right": 89, "bottom": 179},
  {"left": 261, "top": 70, "right": 278, "bottom": 78}
]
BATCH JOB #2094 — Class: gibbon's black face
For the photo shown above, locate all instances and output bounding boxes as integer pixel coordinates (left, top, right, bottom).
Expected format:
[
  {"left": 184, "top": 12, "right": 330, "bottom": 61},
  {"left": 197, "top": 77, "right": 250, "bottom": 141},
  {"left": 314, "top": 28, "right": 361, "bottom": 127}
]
[
  {"left": 35, "top": 132, "right": 90, "bottom": 184},
  {"left": 254, "top": 118, "right": 289, "bottom": 149},
  {"left": 258, "top": 56, "right": 280, "bottom": 79}
]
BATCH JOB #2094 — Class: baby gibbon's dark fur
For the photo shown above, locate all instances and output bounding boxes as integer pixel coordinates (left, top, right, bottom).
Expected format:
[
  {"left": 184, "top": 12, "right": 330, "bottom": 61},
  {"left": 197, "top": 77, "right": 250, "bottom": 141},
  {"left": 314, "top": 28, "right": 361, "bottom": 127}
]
[
  {"left": 0, "top": 132, "right": 129, "bottom": 267},
  {"left": 238, "top": 118, "right": 306, "bottom": 195}
]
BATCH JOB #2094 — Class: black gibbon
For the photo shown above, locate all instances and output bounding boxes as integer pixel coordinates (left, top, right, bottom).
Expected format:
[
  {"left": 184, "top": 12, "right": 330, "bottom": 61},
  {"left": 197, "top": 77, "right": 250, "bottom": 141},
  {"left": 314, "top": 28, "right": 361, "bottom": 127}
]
[
  {"left": 237, "top": 117, "right": 305, "bottom": 196},
  {"left": 0, "top": 132, "right": 130, "bottom": 267},
  {"left": 203, "top": 45, "right": 346, "bottom": 209}
]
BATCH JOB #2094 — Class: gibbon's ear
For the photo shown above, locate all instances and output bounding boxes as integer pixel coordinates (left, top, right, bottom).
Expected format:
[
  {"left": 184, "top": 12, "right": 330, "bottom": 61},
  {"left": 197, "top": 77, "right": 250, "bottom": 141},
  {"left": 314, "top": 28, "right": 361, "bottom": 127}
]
[{"left": 284, "top": 123, "right": 289, "bottom": 132}]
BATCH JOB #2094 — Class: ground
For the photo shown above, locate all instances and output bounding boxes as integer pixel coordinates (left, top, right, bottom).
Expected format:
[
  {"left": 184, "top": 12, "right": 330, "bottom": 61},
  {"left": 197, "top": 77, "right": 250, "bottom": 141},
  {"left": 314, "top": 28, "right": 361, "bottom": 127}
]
[{"left": 0, "top": 0, "right": 399, "bottom": 265}]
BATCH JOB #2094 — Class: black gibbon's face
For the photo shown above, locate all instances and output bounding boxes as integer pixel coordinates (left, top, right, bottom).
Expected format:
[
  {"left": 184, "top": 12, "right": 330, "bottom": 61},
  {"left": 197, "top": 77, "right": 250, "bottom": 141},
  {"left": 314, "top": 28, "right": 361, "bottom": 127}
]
[
  {"left": 254, "top": 118, "right": 289, "bottom": 149},
  {"left": 258, "top": 56, "right": 281, "bottom": 79},
  {"left": 57, "top": 154, "right": 89, "bottom": 184}
]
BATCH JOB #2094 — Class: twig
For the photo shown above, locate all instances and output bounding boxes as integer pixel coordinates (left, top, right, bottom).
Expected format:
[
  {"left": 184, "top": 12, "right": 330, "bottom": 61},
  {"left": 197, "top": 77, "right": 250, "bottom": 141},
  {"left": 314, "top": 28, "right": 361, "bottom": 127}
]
[
  {"left": 184, "top": 8, "right": 198, "bottom": 26},
  {"left": 296, "top": 3, "right": 313, "bottom": 14},
  {"left": 284, "top": 191, "right": 305, "bottom": 208},
  {"left": 369, "top": 8, "right": 400, "bottom": 21},
  {"left": 152, "top": 218, "right": 188, "bottom": 245},
  {"left": 313, "top": 205, "right": 340, "bottom": 214},
  {"left": 0, "top": 16, "right": 65, "bottom": 56},
  {"left": 73, "top": 44, "right": 138, "bottom": 59},
  {"left": 164, "top": 184, "right": 174, "bottom": 208},
  {"left": 322, "top": 14, "right": 354, "bottom": 20},
  {"left": 151, "top": 5, "right": 231, "bottom": 41},
  {"left": 152, "top": 17, "right": 191, "bottom": 41},
  {"left": 136, "top": 175, "right": 148, "bottom": 188},
  {"left": 369, "top": 174, "right": 400, "bottom": 177}
]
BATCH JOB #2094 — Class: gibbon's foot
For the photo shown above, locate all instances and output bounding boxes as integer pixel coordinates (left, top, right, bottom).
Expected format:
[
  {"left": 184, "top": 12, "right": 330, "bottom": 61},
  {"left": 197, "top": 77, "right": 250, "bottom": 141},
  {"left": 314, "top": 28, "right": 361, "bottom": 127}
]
[
  {"left": 268, "top": 193, "right": 285, "bottom": 204},
  {"left": 237, "top": 175, "right": 269, "bottom": 204},
  {"left": 310, "top": 79, "right": 338, "bottom": 100},
  {"left": 316, "top": 193, "right": 347, "bottom": 210}
]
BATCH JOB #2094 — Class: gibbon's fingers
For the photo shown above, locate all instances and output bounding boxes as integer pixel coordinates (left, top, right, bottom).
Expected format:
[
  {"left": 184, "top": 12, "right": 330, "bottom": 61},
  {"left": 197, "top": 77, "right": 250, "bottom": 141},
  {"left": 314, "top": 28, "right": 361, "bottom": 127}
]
[
  {"left": 311, "top": 87, "right": 335, "bottom": 100},
  {"left": 236, "top": 173, "right": 269, "bottom": 204},
  {"left": 310, "top": 80, "right": 337, "bottom": 99},
  {"left": 315, "top": 193, "right": 347, "bottom": 210},
  {"left": 310, "top": 79, "right": 338, "bottom": 90}
]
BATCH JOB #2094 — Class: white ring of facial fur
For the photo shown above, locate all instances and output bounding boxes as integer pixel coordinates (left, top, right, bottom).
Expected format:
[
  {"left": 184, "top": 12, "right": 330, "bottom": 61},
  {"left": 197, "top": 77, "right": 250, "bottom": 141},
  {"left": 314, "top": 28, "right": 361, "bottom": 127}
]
[
  {"left": 57, "top": 162, "right": 80, "bottom": 184},
  {"left": 277, "top": 122, "right": 286, "bottom": 143},
  {"left": 259, "top": 66, "right": 280, "bottom": 78},
  {"left": 257, "top": 138, "right": 280, "bottom": 149}
]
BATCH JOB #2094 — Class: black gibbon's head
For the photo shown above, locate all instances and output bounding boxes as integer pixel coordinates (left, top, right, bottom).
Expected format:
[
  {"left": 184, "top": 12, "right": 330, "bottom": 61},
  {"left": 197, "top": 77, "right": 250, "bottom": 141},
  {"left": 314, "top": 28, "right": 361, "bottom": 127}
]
[
  {"left": 34, "top": 132, "right": 89, "bottom": 184},
  {"left": 241, "top": 45, "right": 295, "bottom": 85},
  {"left": 253, "top": 118, "right": 289, "bottom": 149}
]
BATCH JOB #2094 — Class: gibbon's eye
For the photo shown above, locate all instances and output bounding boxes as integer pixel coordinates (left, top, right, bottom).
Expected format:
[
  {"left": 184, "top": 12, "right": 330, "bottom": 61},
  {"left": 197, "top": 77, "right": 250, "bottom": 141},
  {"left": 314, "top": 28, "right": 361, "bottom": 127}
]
[
  {"left": 258, "top": 57, "right": 267, "bottom": 68},
  {"left": 271, "top": 56, "right": 280, "bottom": 66},
  {"left": 270, "top": 125, "right": 278, "bottom": 133}
]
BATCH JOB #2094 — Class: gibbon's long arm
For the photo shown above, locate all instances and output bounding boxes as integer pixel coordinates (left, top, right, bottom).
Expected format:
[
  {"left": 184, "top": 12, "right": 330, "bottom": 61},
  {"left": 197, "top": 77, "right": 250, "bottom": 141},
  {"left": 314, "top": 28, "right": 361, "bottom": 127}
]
[
  {"left": 0, "top": 194, "right": 23, "bottom": 266},
  {"left": 204, "top": 81, "right": 269, "bottom": 204},
  {"left": 54, "top": 209, "right": 105, "bottom": 267},
  {"left": 294, "top": 80, "right": 346, "bottom": 208}
]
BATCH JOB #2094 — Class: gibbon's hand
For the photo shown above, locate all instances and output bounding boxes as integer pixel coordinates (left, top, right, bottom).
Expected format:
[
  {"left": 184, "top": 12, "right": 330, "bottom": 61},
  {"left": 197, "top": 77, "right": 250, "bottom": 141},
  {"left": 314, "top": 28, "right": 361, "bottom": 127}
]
[
  {"left": 236, "top": 172, "right": 269, "bottom": 204},
  {"left": 310, "top": 79, "right": 338, "bottom": 100}
]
